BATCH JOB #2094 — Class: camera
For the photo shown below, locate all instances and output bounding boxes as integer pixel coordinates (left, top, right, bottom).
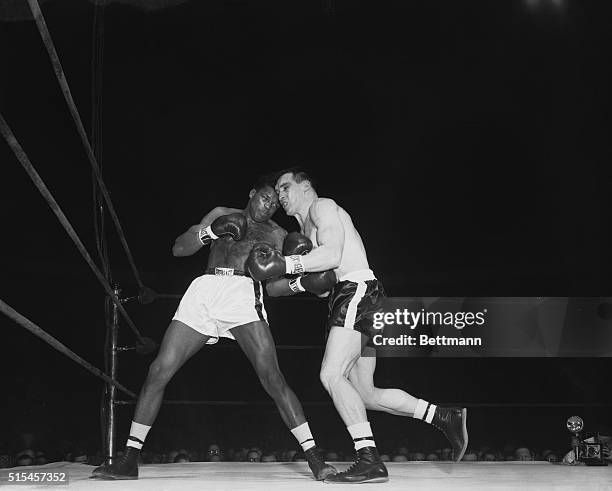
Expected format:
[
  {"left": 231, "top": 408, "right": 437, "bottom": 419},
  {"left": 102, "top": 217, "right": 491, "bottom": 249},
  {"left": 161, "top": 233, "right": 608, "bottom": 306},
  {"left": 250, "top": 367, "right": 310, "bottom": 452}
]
[
  {"left": 575, "top": 438, "right": 605, "bottom": 465},
  {"left": 566, "top": 416, "right": 608, "bottom": 466}
]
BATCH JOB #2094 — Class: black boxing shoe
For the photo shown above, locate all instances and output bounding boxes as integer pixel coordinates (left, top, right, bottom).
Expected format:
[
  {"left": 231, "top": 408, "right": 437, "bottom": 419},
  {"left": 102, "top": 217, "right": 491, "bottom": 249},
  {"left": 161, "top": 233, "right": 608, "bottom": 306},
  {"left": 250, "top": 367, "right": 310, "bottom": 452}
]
[
  {"left": 324, "top": 447, "right": 388, "bottom": 484},
  {"left": 91, "top": 446, "right": 139, "bottom": 480},
  {"left": 304, "top": 447, "right": 337, "bottom": 481},
  {"left": 431, "top": 406, "right": 468, "bottom": 462}
]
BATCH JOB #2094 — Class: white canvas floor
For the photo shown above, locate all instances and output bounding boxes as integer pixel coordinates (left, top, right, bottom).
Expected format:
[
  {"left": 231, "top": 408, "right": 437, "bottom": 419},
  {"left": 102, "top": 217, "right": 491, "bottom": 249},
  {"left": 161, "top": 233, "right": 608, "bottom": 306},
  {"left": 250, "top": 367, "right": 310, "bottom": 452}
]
[{"left": 1, "top": 461, "right": 611, "bottom": 490}]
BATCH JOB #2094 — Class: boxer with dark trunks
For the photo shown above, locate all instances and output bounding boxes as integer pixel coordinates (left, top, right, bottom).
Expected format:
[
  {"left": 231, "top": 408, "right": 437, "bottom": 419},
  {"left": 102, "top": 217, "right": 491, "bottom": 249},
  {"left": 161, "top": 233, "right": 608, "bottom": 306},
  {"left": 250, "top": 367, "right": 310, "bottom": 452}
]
[
  {"left": 248, "top": 168, "right": 468, "bottom": 483},
  {"left": 91, "top": 175, "right": 335, "bottom": 481}
]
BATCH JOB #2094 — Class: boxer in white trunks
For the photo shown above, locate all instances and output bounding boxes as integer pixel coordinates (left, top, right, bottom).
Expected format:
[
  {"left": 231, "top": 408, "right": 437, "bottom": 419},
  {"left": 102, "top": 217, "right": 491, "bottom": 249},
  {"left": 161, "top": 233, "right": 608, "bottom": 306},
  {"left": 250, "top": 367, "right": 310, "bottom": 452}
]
[{"left": 92, "top": 175, "right": 335, "bottom": 481}]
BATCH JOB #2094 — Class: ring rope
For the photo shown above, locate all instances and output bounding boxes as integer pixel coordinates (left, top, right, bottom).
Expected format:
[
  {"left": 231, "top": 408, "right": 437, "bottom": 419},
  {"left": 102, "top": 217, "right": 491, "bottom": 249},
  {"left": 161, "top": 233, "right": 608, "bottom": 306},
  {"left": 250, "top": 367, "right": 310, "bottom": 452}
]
[
  {"left": 0, "top": 298, "right": 136, "bottom": 399},
  {"left": 113, "top": 400, "right": 612, "bottom": 407},
  {"left": 0, "top": 112, "right": 146, "bottom": 345},
  {"left": 26, "top": 0, "right": 145, "bottom": 290}
]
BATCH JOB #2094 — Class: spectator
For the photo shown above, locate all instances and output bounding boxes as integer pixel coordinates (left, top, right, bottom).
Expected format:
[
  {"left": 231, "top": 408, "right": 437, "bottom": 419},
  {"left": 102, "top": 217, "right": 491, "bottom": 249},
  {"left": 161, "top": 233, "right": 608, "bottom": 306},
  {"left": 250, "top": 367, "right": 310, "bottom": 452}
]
[
  {"left": 261, "top": 452, "right": 277, "bottom": 462},
  {"left": 426, "top": 453, "right": 439, "bottom": 461},
  {"left": 379, "top": 454, "right": 390, "bottom": 462},
  {"left": 514, "top": 447, "right": 533, "bottom": 461},
  {"left": 15, "top": 450, "right": 34, "bottom": 467},
  {"left": 247, "top": 450, "right": 261, "bottom": 462},
  {"left": 440, "top": 447, "right": 452, "bottom": 461},
  {"left": 411, "top": 452, "right": 426, "bottom": 461},
  {"left": 462, "top": 450, "right": 478, "bottom": 462},
  {"left": 35, "top": 451, "right": 47, "bottom": 465},
  {"left": 174, "top": 453, "right": 191, "bottom": 463},
  {"left": 392, "top": 454, "right": 407, "bottom": 462},
  {"left": 206, "top": 443, "right": 222, "bottom": 462}
]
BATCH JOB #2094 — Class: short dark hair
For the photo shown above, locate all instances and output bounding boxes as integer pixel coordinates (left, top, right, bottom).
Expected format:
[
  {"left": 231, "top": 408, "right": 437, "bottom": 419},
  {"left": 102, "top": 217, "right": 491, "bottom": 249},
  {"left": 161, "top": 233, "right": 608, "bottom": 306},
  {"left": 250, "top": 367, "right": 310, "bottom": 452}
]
[
  {"left": 275, "top": 166, "right": 317, "bottom": 192},
  {"left": 252, "top": 173, "right": 276, "bottom": 192}
]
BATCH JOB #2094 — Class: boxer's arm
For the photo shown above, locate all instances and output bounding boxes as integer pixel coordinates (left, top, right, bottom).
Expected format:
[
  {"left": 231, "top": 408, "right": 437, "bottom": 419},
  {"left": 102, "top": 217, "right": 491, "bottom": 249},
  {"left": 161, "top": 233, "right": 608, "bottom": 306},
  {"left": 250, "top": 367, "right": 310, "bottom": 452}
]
[
  {"left": 263, "top": 226, "right": 296, "bottom": 296},
  {"left": 172, "top": 206, "right": 238, "bottom": 257},
  {"left": 265, "top": 277, "right": 297, "bottom": 297},
  {"left": 300, "top": 199, "right": 344, "bottom": 272}
]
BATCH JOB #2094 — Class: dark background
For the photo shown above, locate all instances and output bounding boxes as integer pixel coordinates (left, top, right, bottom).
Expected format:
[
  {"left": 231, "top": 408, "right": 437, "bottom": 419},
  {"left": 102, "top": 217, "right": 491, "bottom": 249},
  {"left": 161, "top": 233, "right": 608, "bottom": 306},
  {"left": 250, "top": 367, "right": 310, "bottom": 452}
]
[{"left": 1, "top": 0, "right": 611, "bottom": 456}]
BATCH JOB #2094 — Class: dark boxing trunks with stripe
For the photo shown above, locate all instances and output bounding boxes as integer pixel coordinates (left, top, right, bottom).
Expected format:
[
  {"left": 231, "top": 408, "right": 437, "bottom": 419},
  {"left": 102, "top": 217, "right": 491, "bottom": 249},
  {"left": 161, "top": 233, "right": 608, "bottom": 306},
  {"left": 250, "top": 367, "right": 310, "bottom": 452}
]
[{"left": 326, "top": 269, "right": 386, "bottom": 347}]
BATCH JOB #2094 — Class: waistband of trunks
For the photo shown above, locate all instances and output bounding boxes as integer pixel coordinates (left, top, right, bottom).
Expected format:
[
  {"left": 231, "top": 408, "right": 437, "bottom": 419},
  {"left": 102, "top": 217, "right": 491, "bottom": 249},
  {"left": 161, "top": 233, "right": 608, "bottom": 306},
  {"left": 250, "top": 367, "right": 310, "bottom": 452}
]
[
  {"left": 338, "top": 269, "right": 376, "bottom": 283},
  {"left": 204, "top": 267, "right": 250, "bottom": 277}
]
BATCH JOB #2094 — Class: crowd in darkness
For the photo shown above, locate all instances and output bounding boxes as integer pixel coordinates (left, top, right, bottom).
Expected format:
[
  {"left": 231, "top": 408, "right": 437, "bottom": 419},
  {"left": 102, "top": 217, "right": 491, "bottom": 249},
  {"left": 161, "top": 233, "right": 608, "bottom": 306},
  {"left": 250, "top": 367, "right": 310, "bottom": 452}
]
[{"left": 3, "top": 430, "right": 611, "bottom": 469}]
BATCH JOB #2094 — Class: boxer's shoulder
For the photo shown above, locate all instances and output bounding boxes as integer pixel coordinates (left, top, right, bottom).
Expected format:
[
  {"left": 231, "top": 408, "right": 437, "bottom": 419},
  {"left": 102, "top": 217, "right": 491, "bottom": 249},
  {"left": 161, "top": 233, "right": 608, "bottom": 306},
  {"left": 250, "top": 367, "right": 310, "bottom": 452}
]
[
  {"left": 309, "top": 198, "right": 338, "bottom": 220},
  {"left": 215, "top": 206, "right": 243, "bottom": 216}
]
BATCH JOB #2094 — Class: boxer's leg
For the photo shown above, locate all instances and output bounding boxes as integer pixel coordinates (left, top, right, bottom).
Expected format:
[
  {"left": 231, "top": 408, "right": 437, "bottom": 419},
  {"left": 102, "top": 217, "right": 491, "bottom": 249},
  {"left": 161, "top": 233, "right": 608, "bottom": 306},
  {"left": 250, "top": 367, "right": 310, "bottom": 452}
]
[
  {"left": 320, "top": 327, "right": 388, "bottom": 484},
  {"left": 232, "top": 320, "right": 304, "bottom": 428},
  {"left": 348, "top": 348, "right": 468, "bottom": 462},
  {"left": 134, "top": 320, "right": 211, "bottom": 425},
  {"left": 232, "top": 320, "right": 336, "bottom": 480},
  {"left": 319, "top": 326, "right": 364, "bottom": 425},
  {"left": 348, "top": 353, "right": 418, "bottom": 416},
  {"left": 92, "top": 320, "right": 210, "bottom": 479}
]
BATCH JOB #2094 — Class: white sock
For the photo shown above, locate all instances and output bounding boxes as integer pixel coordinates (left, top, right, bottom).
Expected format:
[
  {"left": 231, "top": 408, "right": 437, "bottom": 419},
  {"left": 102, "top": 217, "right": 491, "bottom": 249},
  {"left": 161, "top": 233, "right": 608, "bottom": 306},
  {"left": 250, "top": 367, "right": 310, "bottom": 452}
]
[
  {"left": 126, "top": 421, "right": 151, "bottom": 450},
  {"left": 347, "top": 421, "right": 376, "bottom": 451},
  {"left": 290, "top": 422, "right": 316, "bottom": 451},
  {"left": 414, "top": 399, "right": 437, "bottom": 424}
]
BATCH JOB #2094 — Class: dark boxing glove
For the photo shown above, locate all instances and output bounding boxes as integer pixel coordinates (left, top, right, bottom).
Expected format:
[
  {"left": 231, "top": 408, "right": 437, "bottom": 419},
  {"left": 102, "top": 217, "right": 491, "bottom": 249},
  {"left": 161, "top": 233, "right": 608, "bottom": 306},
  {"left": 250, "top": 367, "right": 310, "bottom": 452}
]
[
  {"left": 283, "top": 232, "right": 336, "bottom": 295},
  {"left": 289, "top": 270, "right": 337, "bottom": 295},
  {"left": 198, "top": 213, "right": 247, "bottom": 245},
  {"left": 247, "top": 243, "right": 288, "bottom": 281},
  {"left": 282, "top": 232, "right": 313, "bottom": 256}
]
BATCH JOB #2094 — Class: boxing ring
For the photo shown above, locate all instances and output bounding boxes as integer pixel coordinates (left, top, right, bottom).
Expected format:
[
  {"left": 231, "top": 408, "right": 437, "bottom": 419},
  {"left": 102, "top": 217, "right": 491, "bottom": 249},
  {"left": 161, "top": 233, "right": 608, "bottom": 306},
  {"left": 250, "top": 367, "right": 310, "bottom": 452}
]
[
  {"left": 1, "top": 461, "right": 611, "bottom": 490},
  {"left": 2, "top": 2, "right": 612, "bottom": 490}
]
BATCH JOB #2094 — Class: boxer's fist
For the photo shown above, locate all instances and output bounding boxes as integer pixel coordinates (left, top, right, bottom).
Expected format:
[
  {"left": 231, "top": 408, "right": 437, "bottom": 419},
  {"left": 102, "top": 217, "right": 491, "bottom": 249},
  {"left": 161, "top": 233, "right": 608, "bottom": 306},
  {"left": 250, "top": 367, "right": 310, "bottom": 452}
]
[
  {"left": 199, "top": 213, "right": 247, "bottom": 244},
  {"left": 283, "top": 233, "right": 336, "bottom": 295},
  {"left": 211, "top": 213, "right": 247, "bottom": 240},
  {"left": 299, "top": 270, "right": 337, "bottom": 295},
  {"left": 283, "top": 232, "right": 312, "bottom": 256},
  {"left": 247, "top": 243, "right": 287, "bottom": 281}
]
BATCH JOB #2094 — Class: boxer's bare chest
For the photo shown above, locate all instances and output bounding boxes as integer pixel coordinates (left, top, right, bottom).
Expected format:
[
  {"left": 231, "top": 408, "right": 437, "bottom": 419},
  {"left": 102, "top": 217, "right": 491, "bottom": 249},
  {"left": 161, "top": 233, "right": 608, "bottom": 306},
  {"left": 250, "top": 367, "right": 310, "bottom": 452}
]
[
  {"left": 303, "top": 218, "right": 319, "bottom": 247},
  {"left": 210, "top": 218, "right": 279, "bottom": 266}
]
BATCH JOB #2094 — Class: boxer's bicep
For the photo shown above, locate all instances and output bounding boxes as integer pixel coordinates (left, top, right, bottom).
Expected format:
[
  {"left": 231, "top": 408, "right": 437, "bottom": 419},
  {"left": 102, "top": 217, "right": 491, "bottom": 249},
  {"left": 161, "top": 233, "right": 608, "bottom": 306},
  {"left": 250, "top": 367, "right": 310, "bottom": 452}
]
[
  {"left": 313, "top": 200, "right": 344, "bottom": 256},
  {"left": 302, "top": 200, "right": 344, "bottom": 271},
  {"left": 173, "top": 206, "right": 237, "bottom": 257},
  {"left": 199, "top": 206, "right": 240, "bottom": 227}
]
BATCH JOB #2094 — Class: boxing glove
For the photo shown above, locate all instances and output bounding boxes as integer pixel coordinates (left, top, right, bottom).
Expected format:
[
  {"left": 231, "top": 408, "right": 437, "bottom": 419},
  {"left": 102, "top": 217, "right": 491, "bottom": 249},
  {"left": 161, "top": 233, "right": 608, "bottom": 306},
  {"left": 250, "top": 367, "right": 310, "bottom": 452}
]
[
  {"left": 283, "top": 233, "right": 336, "bottom": 295},
  {"left": 247, "top": 243, "right": 287, "bottom": 281},
  {"left": 289, "top": 270, "right": 337, "bottom": 295},
  {"left": 198, "top": 213, "right": 247, "bottom": 245},
  {"left": 282, "top": 232, "right": 313, "bottom": 256}
]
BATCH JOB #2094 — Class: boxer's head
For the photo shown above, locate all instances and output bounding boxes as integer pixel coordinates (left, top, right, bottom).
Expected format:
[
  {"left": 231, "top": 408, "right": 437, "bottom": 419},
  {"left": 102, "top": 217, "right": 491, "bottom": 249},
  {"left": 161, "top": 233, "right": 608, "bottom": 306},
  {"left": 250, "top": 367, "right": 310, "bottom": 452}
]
[
  {"left": 275, "top": 167, "right": 316, "bottom": 216},
  {"left": 247, "top": 175, "right": 279, "bottom": 222}
]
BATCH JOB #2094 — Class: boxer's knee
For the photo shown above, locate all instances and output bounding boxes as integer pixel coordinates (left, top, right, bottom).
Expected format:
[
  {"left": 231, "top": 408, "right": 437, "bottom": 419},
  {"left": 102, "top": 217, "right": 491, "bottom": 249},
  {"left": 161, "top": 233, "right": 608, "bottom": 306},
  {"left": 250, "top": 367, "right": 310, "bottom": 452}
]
[
  {"left": 319, "top": 364, "right": 344, "bottom": 393},
  {"left": 255, "top": 362, "right": 287, "bottom": 398},
  {"left": 146, "top": 356, "right": 178, "bottom": 387}
]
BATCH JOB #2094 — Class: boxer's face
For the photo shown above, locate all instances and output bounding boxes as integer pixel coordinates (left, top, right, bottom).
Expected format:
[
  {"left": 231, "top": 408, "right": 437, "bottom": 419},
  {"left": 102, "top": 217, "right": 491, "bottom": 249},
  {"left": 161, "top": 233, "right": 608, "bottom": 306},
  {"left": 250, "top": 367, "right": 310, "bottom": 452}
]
[
  {"left": 248, "top": 185, "right": 279, "bottom": 222},
  {"left": 276, "top": 172, "right": 305, "bottom": 216}
]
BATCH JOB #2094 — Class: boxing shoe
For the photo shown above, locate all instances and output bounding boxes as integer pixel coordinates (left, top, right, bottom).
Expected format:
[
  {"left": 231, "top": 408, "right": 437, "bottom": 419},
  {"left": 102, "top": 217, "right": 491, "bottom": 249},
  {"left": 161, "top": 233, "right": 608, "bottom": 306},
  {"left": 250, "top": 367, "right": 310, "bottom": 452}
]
[
  {"left": 324, "top": 446, "right": 388, "bottom": 484},
  {"left": 91, "top": 446, "right": 139, "bottom": 480},
  {"left": 431, "top": 406, "right": 468, "bottom": 462},
  {"left": 304, "top": 447, "right": 337, "bottom": 481}
]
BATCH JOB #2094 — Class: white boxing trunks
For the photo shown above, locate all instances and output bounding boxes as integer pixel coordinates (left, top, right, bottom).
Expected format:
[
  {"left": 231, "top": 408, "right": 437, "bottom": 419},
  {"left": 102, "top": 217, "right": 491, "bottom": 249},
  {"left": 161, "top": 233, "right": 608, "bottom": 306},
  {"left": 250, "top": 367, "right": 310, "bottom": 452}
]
[{"left": 172, "top": 271, "right": 267, "bottom": 344}]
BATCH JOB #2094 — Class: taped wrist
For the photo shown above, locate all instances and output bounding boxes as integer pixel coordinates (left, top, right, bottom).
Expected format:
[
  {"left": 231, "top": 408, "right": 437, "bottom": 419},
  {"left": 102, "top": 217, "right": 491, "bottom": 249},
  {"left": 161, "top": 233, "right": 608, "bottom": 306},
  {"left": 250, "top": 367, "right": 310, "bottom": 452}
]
[
  {"left": 289, "top": 276, "right": 305, "bottom": 293},
  {"left": 198, "top": 225, "right": 219, "bottom": 245},
  {"left": 285, "top": 255, "right": 305, "bottom": 275}
]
